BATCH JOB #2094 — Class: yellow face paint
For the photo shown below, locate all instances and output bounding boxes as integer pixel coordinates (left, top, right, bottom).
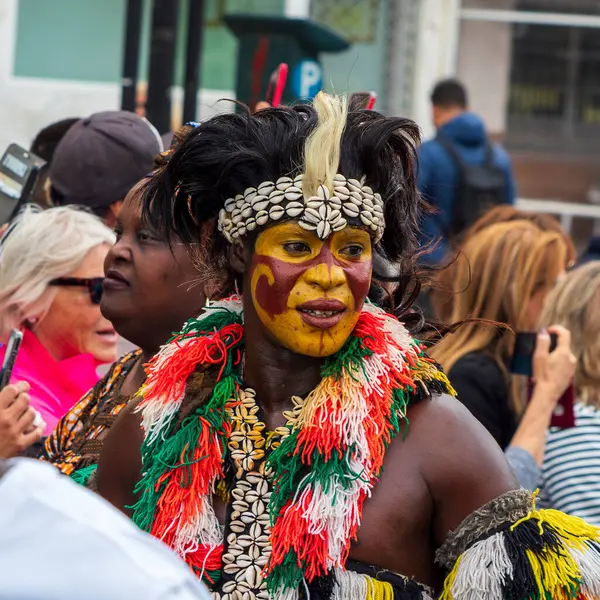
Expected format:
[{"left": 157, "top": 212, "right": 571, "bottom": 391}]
[{"left": 249, "top": 221, "right": 372, "bottom": 357}]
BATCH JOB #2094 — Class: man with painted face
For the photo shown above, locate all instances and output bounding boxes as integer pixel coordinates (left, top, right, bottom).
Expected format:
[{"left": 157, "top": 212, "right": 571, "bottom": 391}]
[{"left": 97, "top": 94, "right": 600, "bottom": 600}]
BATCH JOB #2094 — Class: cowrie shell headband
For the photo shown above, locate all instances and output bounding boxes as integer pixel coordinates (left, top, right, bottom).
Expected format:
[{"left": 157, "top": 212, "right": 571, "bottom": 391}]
[{"left": 217, "top": 173, "right": 385, "bottom": 243}]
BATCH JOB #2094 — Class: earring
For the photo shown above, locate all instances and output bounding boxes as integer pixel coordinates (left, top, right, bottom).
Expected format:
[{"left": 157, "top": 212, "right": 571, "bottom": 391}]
[
  {"left": 25, "top": 317, "right": 38, "bottom": 328},
  {"left": 205, "top": 296, "right": 211, "bottom": 307}
]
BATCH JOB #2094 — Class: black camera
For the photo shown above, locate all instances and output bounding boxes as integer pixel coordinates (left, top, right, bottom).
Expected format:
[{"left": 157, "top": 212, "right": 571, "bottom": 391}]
[{"left": 0, "top": 143, "right": 46, "bottom": 226}]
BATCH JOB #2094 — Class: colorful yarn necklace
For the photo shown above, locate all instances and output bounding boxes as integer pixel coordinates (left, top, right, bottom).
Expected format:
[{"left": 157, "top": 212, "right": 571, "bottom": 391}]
[{"left": 131, "top": 296, "right": 453, "bottom": 599}]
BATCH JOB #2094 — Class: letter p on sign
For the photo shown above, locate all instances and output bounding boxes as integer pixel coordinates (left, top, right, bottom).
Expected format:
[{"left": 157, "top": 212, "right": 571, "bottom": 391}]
[{"left": 291, "top": 60, "right": 323, "bottom": 100}]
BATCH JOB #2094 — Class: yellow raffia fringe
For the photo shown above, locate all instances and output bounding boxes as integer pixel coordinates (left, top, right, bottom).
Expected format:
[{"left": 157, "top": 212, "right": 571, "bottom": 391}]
[
  {"left": 411, "top": 359, "right": 457, "bottom": 397},
  {"left": 366, "top": 578, "right": 395, "bottom": 600},
  {"left": 511, "top": 491, "right": 600, "bottom": 551},
  {"left": 439, "top": 554, "right": 462, "bottom": 600},
  {"left": 215, "top": 478, "right": 230, "bottom": 504},
  {"left": 526, "top": 546, "right": 581, "bottom": 598},
  {"left": 293, "top": 375, "right": 366, "bottom": 429},
  {"left": 439, "top": 491, "right": 598, "bottom": 600}
]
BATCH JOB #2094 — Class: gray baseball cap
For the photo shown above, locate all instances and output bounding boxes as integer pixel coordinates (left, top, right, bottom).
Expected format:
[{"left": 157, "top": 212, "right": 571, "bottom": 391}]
[{"left": 49, "top": 111, "right": 162, "bottom": 210}]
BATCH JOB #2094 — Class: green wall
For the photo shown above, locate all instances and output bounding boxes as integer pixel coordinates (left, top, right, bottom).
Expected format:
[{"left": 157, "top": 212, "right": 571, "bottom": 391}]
[
  {"left": 14, "top": 0, "right": 126, "bottom": 82},
  {"left": 13, "top": 0, "right": 387, "bottom": 99},
  {"left": 14, "top": 0, "right": 283, "bottom": 90},
  {"left": 319, "top": 0, "right": 389, "bottom": 101}
]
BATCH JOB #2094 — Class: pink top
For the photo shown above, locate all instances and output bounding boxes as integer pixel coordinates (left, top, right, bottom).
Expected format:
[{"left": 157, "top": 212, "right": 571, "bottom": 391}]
[{"left": 0, "top": 330, "right": 101, "bottom": 435}]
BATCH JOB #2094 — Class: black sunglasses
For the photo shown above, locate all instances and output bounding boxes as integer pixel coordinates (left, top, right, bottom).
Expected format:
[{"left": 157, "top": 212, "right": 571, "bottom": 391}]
[{"left": 48, "top": 277, "right": 104, "bottom": 305}]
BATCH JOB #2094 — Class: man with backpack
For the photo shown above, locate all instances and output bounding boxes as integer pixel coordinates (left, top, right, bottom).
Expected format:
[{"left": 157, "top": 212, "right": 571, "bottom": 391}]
[{"left": 417, "top": 79, "right": 516, "bottom": 265}]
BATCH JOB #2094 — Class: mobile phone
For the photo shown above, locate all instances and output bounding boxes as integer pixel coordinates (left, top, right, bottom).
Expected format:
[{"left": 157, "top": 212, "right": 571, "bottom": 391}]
[
  {"left": 510, "top": 331, "right": 558, "bottom": 377},
  {"left": 527, "top": 381, "right": 575, "bottom": 429},
  {"left": 550, "top": 384, "right": 575, "bottom": 429},
  {"left": 349, "top": 91, "right": 377, "bottom": 111},
  {"left": 0, "top": 144, "right": 46, "bottom": 226},
  {"left": 0, "top": 329, "right": 23, "bottom": 390},
  {"left": 265, "top": 63, "right": 288, "bottom": 108}
]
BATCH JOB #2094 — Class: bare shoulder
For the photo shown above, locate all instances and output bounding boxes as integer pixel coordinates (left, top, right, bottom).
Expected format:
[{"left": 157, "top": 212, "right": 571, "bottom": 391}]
[
  {"left": 405, "top": 393, "right": 518, "bottom": 545},
  {"left": 406, "top": 392, "right": 517, "bottom": 488},
  {"left": 96, "top": 396, "right": 144, "bottom": 515}
]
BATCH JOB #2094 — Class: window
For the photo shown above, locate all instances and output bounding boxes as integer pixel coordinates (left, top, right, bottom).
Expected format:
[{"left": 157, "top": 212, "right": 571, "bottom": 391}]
[
  {"left": 462, "top": 0, "right": 600, "bottom": 13},
  {"left": 506, "top": 22, "right": 600, "bottom": 154}
]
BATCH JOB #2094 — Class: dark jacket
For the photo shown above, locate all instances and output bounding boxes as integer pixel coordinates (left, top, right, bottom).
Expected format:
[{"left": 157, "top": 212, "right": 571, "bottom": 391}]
[
  {"left": 579, "top": 236, "right": 600, "bottom": 265},
  {"left": 449, "top": 351, "right": 517, "bottom": 449},
  {"left": 417, "top": 113, "right": 516, "bottom": 265}
]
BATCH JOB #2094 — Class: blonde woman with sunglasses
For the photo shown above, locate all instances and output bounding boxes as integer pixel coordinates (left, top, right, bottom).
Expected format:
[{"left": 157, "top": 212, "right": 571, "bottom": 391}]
[{"left": 0, "top": 206, "right": 116, "bottom": 437}]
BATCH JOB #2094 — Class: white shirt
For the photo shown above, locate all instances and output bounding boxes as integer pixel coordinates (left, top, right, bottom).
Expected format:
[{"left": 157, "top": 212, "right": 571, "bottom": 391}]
[{"left": 0, "top": 459, "right": 212, "bottom": 600}]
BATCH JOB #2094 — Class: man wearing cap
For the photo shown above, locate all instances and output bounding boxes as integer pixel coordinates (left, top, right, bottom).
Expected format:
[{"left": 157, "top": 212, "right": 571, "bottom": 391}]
[{"left": 49, "top": 111, "right": 163, "bottom": 226}]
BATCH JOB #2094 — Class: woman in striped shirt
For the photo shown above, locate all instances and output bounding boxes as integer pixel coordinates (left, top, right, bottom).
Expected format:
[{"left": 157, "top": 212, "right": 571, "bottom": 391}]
[{"left": 539, "top": 261, "right": 600, "bottom": 525}]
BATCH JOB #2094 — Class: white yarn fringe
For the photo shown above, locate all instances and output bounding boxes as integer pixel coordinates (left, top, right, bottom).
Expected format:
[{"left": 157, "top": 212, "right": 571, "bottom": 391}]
[
  {"left": 139, "top": 296, "right": 244, "bottom": 443},
  {"left": 174, "top": 500, "right": 223, "bottom": 554},
  {"left": 291, "top": 307, "right": 416, "bottom": 569},
  {"left": 332, "top": 569, "right": 369, "bottom": 600},
  {"left": 450, "top": 532, "right": 512, "bottom": 600},
  {"left": 139, "top": 297, "right": 245, "bottom": 556},
  {"left": 278, "top": 588, "right": 300, "bottom": 600},
  {"left": 569, "top": 541, "right": 600, "bottom": 599}
]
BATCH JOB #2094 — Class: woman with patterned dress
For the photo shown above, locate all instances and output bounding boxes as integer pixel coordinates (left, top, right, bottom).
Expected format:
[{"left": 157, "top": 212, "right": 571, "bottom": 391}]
[
  {"left": 97, "top": 93, "right": 600, "bottom": 600},
  {"left": 39, "top": 178, "right": 206, "bottom": 480}
]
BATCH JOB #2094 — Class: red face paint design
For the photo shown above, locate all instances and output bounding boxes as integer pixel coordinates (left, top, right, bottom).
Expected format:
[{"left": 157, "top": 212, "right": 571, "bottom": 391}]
[{"left": 249, "top": 221, "right": 372, "bottom": 357}]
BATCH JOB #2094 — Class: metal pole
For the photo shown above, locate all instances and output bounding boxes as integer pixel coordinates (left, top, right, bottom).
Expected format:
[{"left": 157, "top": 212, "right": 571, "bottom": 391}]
[
  {"left": 460, "top": 9, "right": 600, "bottom": 29},
  {"left": 146, "top": 0, "right": 180, "bottom": 134},
  {"left": 121, "top": 0, "right": 143, "bottom": 112},
  {"left": 183, "top": 0, "right": 205, "bottom": 124}
]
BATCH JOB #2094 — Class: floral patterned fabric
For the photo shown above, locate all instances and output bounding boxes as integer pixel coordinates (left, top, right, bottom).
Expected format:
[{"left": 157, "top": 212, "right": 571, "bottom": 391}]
[{"left": 39, "top": 351, "right": 141, "bottom": 476}]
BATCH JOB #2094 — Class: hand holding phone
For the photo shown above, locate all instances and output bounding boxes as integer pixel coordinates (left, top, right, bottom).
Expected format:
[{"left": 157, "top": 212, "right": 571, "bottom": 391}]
[
  {"left": 521, "top": 327, "right": 577, "bottom": 429},
  {"left": 534, "top": 325, "right": 576, "bottom": 390},
  {"left": 0, "top": 380, "right": 44, "bottom": 458},
  {"left": 1, "top": 329, "right": 23, "bottom": 390},
  {"left": 510, "top": 331, "right": 558, "bottom": 377}
]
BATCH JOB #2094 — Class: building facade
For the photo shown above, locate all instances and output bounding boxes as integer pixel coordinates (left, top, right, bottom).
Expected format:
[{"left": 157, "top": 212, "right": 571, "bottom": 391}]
[
  {"left": 0, "top": 0, "right": 389, "bottom": 152},
  {"left": 393, "top": 0, "right": 600, "bottom": 208},
  {"left": 0, "top": 0, "right": 598, "bottom": 211}
]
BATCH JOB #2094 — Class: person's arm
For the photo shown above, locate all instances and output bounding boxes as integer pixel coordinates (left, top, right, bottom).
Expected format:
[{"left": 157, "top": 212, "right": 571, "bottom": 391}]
[
  {"left": 0, "top": 382, "right": 44, "bottom": 458},
  {"left": 96, "top": 396, "right": 144, "bottom": 515},
  {"left": 504, "top": 445, "right": 540, "bottom": 491},
  {"left": 410, "top": 394, "right": 518, "bottom": 549},
  {"left": 157, "top": 581, "right": 213, "bottom": 600},
  {"left": 449, "top": 355, "right": 507, "bottom": 445},
  {"left": 416, "top": 394, "right": 600, "bottom": 600},
  {"left": 496, "top": 145, "right": 516, "bottom": 204},
  {"left": 416, "top": 144, "right": 450, "bottom": 265},
  {"left": 508, "top": 326, "right": 576, "bottom": 466}
]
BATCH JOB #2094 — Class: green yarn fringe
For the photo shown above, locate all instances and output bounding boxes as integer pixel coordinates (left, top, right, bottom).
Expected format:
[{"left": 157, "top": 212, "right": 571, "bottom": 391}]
[
  {"left": 70, "top": 464, "right": 97, "bottom": 487},
  {"left": 132, "top": 306, "right": 245, "bottom": 536}
]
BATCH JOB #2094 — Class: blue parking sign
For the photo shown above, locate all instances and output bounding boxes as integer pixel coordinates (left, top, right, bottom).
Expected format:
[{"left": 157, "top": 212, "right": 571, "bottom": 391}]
[{"left": 291, "top": 60, "right": 323, "bottom": 100}]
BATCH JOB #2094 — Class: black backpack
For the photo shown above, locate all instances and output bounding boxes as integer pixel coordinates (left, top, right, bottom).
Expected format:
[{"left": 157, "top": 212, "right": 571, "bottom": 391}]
[{"left": 436, "top": 134, "right": 508, "bottom": 239}]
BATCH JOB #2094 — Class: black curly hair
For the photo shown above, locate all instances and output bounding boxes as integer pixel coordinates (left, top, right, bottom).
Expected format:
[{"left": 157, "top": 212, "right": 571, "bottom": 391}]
[{"left": 141, "top": 96, "right": 429, "bottom": 326}]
